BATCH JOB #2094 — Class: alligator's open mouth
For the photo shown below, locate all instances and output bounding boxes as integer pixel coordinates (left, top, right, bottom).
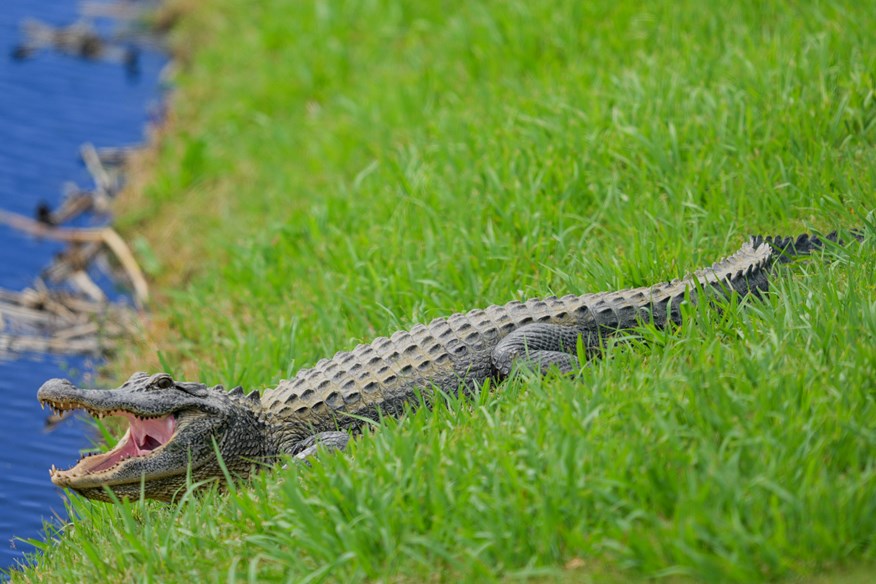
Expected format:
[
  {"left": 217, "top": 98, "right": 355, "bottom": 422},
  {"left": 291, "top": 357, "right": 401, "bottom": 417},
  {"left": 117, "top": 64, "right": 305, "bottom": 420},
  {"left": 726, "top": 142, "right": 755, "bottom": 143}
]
[{"left": 43, "top": 404, "right": 177, "bottom": 484}]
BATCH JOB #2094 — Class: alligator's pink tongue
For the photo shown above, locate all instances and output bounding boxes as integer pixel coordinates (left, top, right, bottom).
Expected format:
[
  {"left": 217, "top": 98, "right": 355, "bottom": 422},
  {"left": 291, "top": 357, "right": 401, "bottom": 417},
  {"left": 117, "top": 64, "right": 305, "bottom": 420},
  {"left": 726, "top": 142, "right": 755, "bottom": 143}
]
[
  {"left": 124, "top": 413, "right": 176, "bottom": 453},
  {"left": 84, "top": 414, "right": 176, "bottom": 474}
]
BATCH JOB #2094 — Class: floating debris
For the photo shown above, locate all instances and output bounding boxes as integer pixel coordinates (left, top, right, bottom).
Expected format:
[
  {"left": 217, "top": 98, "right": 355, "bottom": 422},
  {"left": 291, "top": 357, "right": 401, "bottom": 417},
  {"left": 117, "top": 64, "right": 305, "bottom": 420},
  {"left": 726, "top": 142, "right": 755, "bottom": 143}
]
[
  {"left": 0, "top": 182, "right": 147, "bottom": 356},
  {"left": 41, "top": 143, "right": 138, "bottom": 226},
  {"left": 94, "top": 145, "right": 140, "bottom": 169},
  {"left": 1, "top": 3, "right": 165, "bottom": 357},
  {"left": 0, "top": 285, "right": 138, "bottom": 355},
  {"left": 45, "top": 188, "right": 99, "bottom": 226},
  {"left": 81, "top": 142, "right": 123, "bottom": 203},
  {"left": 0, "top": 211, "right": 148, "bottom": 307},
  {"left": 0, "top": 141, "right": 147, "bottom": 356},
  {"left": 11, "top": 18, "right": 140, "bottom": 75}
]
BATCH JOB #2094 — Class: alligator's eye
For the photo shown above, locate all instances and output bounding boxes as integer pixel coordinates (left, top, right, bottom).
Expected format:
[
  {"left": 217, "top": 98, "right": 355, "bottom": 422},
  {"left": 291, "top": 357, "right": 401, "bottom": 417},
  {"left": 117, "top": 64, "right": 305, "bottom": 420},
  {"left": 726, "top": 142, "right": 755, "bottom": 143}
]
[{"left": 153, "top": 376, "right": 174, "bottom": 390}]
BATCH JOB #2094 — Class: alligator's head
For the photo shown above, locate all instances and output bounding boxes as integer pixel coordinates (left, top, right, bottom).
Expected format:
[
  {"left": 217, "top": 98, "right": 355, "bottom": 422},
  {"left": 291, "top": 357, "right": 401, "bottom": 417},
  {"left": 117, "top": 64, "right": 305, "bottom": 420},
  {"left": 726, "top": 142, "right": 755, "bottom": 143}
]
[{"left": 37, "top": 372, "right": 272, "bottom": 502}]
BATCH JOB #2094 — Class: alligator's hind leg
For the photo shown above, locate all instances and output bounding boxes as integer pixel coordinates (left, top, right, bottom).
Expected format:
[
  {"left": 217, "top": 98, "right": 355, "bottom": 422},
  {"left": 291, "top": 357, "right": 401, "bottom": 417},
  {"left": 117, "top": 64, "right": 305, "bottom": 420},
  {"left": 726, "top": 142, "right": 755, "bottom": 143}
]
[
  {"left": 491, "top": 323, "right": 594, "bottom": 377},
  {"left": 291, "top": 431, "right": 350, "bottom": 461}
]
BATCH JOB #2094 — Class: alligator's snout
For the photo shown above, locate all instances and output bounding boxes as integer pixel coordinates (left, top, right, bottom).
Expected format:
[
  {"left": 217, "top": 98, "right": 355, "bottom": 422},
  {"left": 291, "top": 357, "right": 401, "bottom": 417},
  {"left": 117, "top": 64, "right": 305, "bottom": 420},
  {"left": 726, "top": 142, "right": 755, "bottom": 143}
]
[
  {"left": 38, "top": 378, "right": 84, "bottom": 411},
  {"left": 38, "top": 377, "right": 77, "bottom": 394}
]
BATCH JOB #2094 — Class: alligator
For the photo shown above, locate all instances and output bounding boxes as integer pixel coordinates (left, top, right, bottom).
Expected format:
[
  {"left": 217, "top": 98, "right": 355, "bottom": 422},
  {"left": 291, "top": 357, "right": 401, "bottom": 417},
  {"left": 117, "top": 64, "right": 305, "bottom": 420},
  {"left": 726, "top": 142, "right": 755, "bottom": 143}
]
[{"left": 37, "top": 231, "right": 857, "bottom": 502}]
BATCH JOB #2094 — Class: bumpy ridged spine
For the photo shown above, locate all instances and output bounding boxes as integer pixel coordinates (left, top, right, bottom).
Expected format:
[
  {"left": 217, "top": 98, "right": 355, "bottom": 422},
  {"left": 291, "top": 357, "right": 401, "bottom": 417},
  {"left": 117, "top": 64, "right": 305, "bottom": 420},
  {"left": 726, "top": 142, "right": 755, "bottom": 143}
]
[
  {"left": 263, "top": 239, "right": 779, "bottom": 449},
  {"left": 751, "top": 230, "right": 857, "bottom": 264}
]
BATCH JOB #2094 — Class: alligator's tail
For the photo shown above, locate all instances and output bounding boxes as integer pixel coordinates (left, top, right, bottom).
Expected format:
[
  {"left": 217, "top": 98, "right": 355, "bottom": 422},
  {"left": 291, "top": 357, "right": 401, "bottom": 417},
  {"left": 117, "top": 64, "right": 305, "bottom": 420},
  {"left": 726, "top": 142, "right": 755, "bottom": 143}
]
[{"left": 750, "top": 229, "right": 863, "bottom": 265}]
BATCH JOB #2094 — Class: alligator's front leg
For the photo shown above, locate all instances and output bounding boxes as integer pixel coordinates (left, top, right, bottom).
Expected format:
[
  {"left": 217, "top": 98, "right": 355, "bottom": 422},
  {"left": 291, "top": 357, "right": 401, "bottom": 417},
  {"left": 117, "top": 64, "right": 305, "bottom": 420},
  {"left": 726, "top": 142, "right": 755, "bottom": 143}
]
[
  {"left": 291, "top": 431, "right": 351, "bottom": 461},
  {"left": 491, "top": 323, "right": 595, "bottom": 376}
]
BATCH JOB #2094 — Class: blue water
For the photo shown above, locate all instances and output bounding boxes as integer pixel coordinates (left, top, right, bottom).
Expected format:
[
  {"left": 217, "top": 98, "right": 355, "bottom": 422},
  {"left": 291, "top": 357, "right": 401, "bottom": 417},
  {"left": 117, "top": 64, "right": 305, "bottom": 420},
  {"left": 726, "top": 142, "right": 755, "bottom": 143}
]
[{"left": 0, "top": 0, "right": 167, "bottom": 572}]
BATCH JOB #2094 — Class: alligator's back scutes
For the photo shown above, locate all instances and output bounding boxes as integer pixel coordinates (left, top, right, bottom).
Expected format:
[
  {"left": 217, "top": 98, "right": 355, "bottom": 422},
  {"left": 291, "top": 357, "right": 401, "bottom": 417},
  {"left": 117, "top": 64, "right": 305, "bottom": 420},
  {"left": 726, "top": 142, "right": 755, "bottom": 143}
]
[{"left": 264, "top": 240, "right": 774, "bottom": 434}]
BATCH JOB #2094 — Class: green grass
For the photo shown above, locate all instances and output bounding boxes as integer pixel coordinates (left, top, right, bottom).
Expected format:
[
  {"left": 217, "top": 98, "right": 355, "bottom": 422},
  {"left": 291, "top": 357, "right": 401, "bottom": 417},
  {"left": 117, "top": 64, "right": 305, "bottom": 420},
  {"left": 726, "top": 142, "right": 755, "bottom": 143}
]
[{"left": 9, "top": 0, "right": 876, "bottom": 581}]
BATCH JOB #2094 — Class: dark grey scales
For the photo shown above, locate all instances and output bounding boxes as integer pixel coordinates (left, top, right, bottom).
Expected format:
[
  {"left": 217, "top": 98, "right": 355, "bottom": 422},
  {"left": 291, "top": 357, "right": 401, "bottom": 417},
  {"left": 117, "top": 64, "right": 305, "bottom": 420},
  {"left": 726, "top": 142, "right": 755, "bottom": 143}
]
[{"left": 36, "top": 231, "right": 859, "bottom": 501}]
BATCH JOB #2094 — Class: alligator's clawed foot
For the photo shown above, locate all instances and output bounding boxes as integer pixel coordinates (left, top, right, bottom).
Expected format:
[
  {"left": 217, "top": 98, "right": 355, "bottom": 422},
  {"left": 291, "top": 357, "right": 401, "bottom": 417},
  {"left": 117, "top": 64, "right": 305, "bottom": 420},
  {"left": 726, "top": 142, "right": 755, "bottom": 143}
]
[{"left": 291, "top": 431, "right": 351, "bottom": 463}]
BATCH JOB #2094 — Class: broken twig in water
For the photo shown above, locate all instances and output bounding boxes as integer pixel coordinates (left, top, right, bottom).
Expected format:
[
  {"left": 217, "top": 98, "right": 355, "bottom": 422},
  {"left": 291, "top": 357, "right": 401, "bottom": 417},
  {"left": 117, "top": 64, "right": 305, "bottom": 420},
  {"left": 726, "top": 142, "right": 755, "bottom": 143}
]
[
  {"left": 0, "top": 209, "right": 149, "bottom": 307},
  {"left": 47, "top": 188, "right": 98, "bottom": 225},
  {"left": 95, "top": 145, "right": 139, "bottom": 168},
  {"left": 42, "top": 241, "right": 102, "bottom": 283},
  {"left": 81, "top": 142, "right": 121, "bottom": 206}
]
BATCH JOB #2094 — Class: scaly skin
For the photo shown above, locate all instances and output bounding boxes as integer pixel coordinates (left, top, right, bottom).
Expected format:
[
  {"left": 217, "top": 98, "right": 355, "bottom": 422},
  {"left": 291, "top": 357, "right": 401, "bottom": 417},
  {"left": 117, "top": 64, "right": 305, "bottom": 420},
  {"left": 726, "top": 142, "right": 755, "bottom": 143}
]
[{"left": 37, "top": 232, "right": 852, "bottom": 501}]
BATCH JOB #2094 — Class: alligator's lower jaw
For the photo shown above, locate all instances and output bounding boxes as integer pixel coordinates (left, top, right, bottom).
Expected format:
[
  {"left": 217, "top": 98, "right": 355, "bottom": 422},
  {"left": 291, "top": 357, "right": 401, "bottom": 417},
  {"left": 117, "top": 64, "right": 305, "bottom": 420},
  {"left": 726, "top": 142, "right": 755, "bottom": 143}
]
[{"left": 50, "top": 413, "right": 177, "bottom": 488}]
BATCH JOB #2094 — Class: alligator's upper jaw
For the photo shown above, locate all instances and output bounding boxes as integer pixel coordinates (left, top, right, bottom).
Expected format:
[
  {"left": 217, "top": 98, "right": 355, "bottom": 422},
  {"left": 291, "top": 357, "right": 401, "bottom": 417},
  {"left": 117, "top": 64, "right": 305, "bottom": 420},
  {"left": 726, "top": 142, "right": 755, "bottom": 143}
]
[{"left": 48, "top": 412, "right": 177, "bottom": 488}]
